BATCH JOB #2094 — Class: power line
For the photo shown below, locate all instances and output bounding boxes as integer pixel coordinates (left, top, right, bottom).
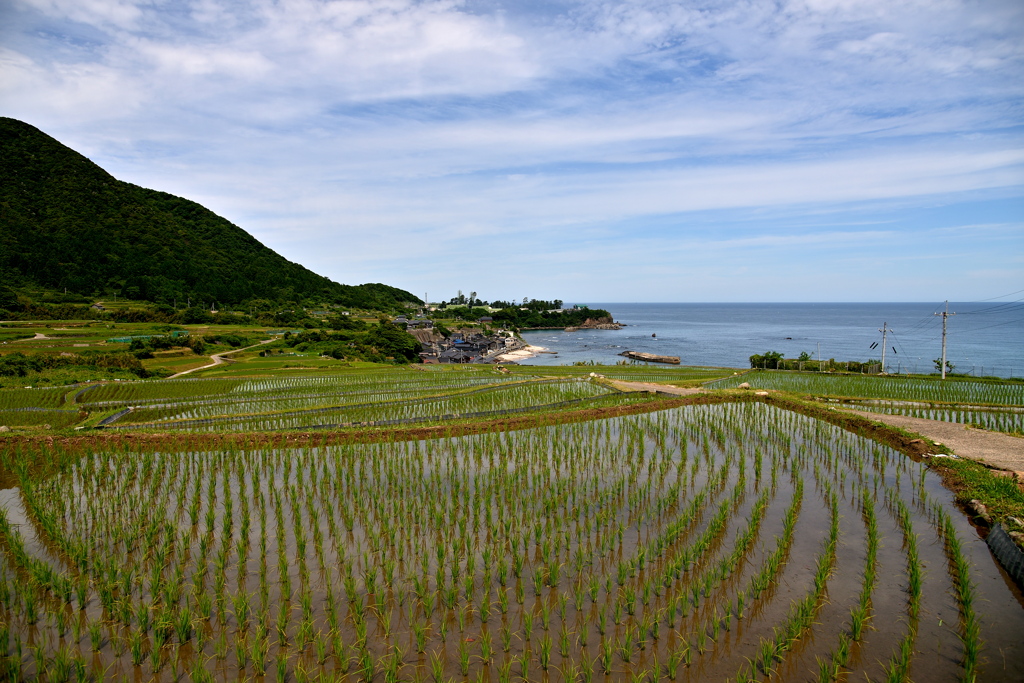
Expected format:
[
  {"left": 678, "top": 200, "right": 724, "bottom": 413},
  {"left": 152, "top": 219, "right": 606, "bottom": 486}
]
[
  {"left": 897, "top": 303, "right": 947, "bottom": 335},
  {"left": 955, "top": 315, "right": 1024, "bottom": 333},
  {"left": 970, "top": 287, "right": 1024, "bottom": 302},
  {"left": 958, "top": 299, "right": 1024, "bottom": 316},
  {"left": 888, "top": 329, "right": 913, "bottom": 369}
]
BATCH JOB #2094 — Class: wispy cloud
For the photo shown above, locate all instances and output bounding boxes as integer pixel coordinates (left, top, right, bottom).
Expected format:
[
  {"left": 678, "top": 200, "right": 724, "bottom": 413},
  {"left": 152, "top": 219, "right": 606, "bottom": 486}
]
[{"left": 1, "top": 0, "right": 1021, "bottom": 301}]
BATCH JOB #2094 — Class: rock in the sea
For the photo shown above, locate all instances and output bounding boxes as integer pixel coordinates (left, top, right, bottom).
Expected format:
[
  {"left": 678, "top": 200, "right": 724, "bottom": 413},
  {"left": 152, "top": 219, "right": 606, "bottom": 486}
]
[{"left": 576, "top": 317, "right": 623, "bottom": 330}]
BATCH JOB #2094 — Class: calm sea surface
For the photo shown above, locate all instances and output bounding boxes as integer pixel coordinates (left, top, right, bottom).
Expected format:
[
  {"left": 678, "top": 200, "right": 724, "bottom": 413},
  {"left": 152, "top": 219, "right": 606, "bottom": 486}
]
[{"left": 519, "top": 303, "right": 1024, "bottom": 377}]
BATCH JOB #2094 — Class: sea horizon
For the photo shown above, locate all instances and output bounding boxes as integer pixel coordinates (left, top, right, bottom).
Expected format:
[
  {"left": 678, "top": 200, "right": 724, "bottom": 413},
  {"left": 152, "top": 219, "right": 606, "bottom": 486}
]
[{"left": 520, "top": 302, "right": 1023, "bottom": 377}]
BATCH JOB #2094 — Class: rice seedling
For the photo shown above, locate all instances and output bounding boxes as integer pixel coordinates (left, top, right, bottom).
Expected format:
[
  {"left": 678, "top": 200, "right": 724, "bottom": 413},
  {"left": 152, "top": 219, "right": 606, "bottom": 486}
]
[
  {"left": 538, "top": 633, "right": 552, "bottom": 670},
  {"left": 0, "top": 397, "right": 1011, "bottom": 683},
  {"left": 458, "top": 638, "right": 470, "bottom": 675},
  {"left": 429, "top": 649, "right": 445, "bottom": 682}
]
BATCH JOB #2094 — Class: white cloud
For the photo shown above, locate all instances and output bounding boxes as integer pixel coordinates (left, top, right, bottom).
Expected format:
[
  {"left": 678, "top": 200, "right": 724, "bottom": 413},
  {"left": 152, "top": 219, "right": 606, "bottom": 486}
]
[
  {"left": 15, "top": 0, "right": 142, "bottom": 29},
  {"left": 1, "top": 0, "right": 1021, "bottom": 301},
  {"left": 0, "top": 48, "right": 145, "bottom": 121}
]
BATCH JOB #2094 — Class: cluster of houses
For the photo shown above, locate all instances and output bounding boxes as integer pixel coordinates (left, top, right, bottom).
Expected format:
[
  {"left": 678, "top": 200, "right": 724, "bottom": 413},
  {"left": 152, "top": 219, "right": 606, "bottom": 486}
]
[
  {"left": 392, "top": 314, "right": 434, "bottom": 330},
  {"left": 393, "top": 315, "right": 519, "bottom": 364},
  {"left": 424, "top": 333, "right": 520, "bottom": 364}
]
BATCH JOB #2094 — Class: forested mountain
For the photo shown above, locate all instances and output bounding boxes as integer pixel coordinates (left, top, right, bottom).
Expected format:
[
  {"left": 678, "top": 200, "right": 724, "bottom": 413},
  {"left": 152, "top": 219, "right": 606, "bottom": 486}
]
[{"left": 0, "top": 118, "right": 419, "bottom": 310}]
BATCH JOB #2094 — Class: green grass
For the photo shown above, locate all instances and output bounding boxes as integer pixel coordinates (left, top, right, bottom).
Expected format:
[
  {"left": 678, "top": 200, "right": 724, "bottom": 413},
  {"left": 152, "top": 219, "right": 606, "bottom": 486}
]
[{"left": 932, "top": 456, "right": 1024, "bottom": 522}]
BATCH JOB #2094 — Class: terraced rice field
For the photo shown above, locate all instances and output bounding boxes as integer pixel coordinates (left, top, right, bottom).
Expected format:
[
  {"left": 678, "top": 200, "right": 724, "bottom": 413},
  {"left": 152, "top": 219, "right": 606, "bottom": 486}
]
[
  {"left": 0, "top": 403, "right": 1020, "bottom": 681},
  {"left": 707, "top": 371, "right": 1024, "bottom": 406},
  {"left": 70, "top": 370, "right": 646, "bottom": 432},
  {"left": 846, "top": 401, "right": 1024, "bottom": 435},
  {"left": 110, "top": 379, "right": 636, "bottom": 432},
  {"left": 0, "top": 408, "right": 83, "bottom": 430},
  {"left": 0, "top": 387, "right": 70, "bottom": 411},
  {"left": 1, "top": 368, "right": 663, "bottom": 433}
]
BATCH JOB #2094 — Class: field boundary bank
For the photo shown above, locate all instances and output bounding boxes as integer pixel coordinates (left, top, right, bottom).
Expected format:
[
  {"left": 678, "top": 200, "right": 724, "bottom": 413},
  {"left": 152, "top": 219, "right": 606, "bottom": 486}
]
[
  {"left": 289, "top": 389, "right": 633, "bottom": 431},
  {"left": 106, "top": 385, "right": 630, "bottom": 431},
  {"left": 0, "top": 391, "right": 1001, "bottom": 464},
  {"left": 75, "top": 377, "right": 530, "bottom": 409},
  {"left": 0, "top": 391, "right": 954, "bottom": 453},
  {"left": 0, "top": 392, "right": 736, "bottom": 449},
  {"left": 99, "top": 377, "right": 593, "bottom": 429},
  {"left": 759, "top": 394, "right": 941, "bottom": 458},
  {"left": 78, "top": 372, "right": 560, "bottom": 409},
  {"left": 835, "top": 398, "right": 1024, "bottom": 413}
]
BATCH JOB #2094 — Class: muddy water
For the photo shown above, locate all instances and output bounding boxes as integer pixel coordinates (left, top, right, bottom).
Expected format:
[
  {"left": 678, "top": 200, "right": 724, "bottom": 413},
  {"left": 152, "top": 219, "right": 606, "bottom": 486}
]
[{"left": 0, "top": 403, "right": 1021, "bottom": 681}]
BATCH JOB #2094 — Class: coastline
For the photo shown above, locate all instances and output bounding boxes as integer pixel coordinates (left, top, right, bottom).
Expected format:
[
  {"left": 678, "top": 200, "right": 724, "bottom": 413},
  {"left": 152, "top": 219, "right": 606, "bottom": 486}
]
[{"left": 495, "top": 345, "right": 548, "bottom": 363}]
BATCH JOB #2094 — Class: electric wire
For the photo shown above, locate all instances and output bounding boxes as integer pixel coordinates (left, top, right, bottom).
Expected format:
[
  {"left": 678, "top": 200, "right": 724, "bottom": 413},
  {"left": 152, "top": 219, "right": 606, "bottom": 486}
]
[
  {"left": 958, "top": 298, "right": 1024, "bottom": 316},
  {"left": 968, "top": 287, "right": 1024, "bottom": 302}
]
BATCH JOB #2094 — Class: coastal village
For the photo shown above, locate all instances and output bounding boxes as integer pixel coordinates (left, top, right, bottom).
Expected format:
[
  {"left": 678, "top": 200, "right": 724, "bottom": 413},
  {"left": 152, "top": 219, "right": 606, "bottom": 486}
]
[
  {"left": 393, "top": 308, "right": 684, "bottom": 365},
  {"left": 392, "top": 311, "right": 633, "bottom": 364},
  {"left": 392, "top": 313, "right": 532, "bottom": 364}
]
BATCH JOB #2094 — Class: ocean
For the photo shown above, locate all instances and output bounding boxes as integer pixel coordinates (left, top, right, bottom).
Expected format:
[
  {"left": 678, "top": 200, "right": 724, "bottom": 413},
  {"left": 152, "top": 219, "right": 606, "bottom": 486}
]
[{"left": 518, "top": 303, "right": 1024, "bottom": 378}]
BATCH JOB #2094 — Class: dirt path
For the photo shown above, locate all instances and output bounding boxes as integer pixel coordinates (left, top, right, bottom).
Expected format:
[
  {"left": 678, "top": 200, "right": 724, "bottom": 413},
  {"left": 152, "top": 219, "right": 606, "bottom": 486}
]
[
  {"left": 608, "top": 380, "right": 702, "bottom": 396},
  {"left": 169, "top": 339, "right": 273, "bottom": 378},
  {"left": 847, "top": 409, "right": 1024, "bottom": 473}
]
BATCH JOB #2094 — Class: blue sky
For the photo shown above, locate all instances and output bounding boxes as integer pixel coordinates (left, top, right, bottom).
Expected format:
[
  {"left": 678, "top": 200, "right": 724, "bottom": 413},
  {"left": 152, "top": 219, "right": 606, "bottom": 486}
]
[{"left": 2, "top": 0, "right": 1022, "bottom": 303}]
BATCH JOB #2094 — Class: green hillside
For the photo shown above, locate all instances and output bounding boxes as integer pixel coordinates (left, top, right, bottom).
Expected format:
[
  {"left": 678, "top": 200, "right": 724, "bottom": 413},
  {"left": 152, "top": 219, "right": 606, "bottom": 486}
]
[{"left": 0, "top": 117, "right": 418, "bottom": 310}]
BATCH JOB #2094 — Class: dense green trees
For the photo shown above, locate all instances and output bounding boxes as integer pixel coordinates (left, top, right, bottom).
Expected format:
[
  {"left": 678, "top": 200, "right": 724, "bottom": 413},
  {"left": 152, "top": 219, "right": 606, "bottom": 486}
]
[
  {"left": 491, "top": 305, "right": 611, "bottom": 329},
  {"left": 433, "top": 297, "right": 608, "bottom": 329},
  {"left": 749, "top": 351, "right": 882, "bottom": 373},
  {"left": 276, "top": 321, "right": 421, "bottom": 364},
  {"left": 0, "top": 351, "right": 151, "bottom": 378},
  {"left": 0, "top": 118, "right": 419, "bottom": 311},
  {"left": 749, "top": 351, "right": 784, "bottom": 369}
]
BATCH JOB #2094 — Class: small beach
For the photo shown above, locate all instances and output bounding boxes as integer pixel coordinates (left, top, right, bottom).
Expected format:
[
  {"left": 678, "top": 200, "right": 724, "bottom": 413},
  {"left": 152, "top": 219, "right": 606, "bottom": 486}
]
[{"left": 495, "top": 345, "right": 547, "bottom": 363}]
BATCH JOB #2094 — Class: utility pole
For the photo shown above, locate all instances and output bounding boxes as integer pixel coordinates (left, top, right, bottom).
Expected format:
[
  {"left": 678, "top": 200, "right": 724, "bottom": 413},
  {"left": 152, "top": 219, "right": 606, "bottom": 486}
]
[
  {"left": 878, "top": 323, "right": 890, "bottom": 373},
  {"left": 934, "top": 301, "right": 956, "bottom": 380}
]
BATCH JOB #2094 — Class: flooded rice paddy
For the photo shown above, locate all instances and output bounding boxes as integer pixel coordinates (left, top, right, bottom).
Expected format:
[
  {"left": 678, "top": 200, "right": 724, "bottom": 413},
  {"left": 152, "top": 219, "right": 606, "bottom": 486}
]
[{"left": 0, "top": 403, "right": 1021, "bottom": 681}]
